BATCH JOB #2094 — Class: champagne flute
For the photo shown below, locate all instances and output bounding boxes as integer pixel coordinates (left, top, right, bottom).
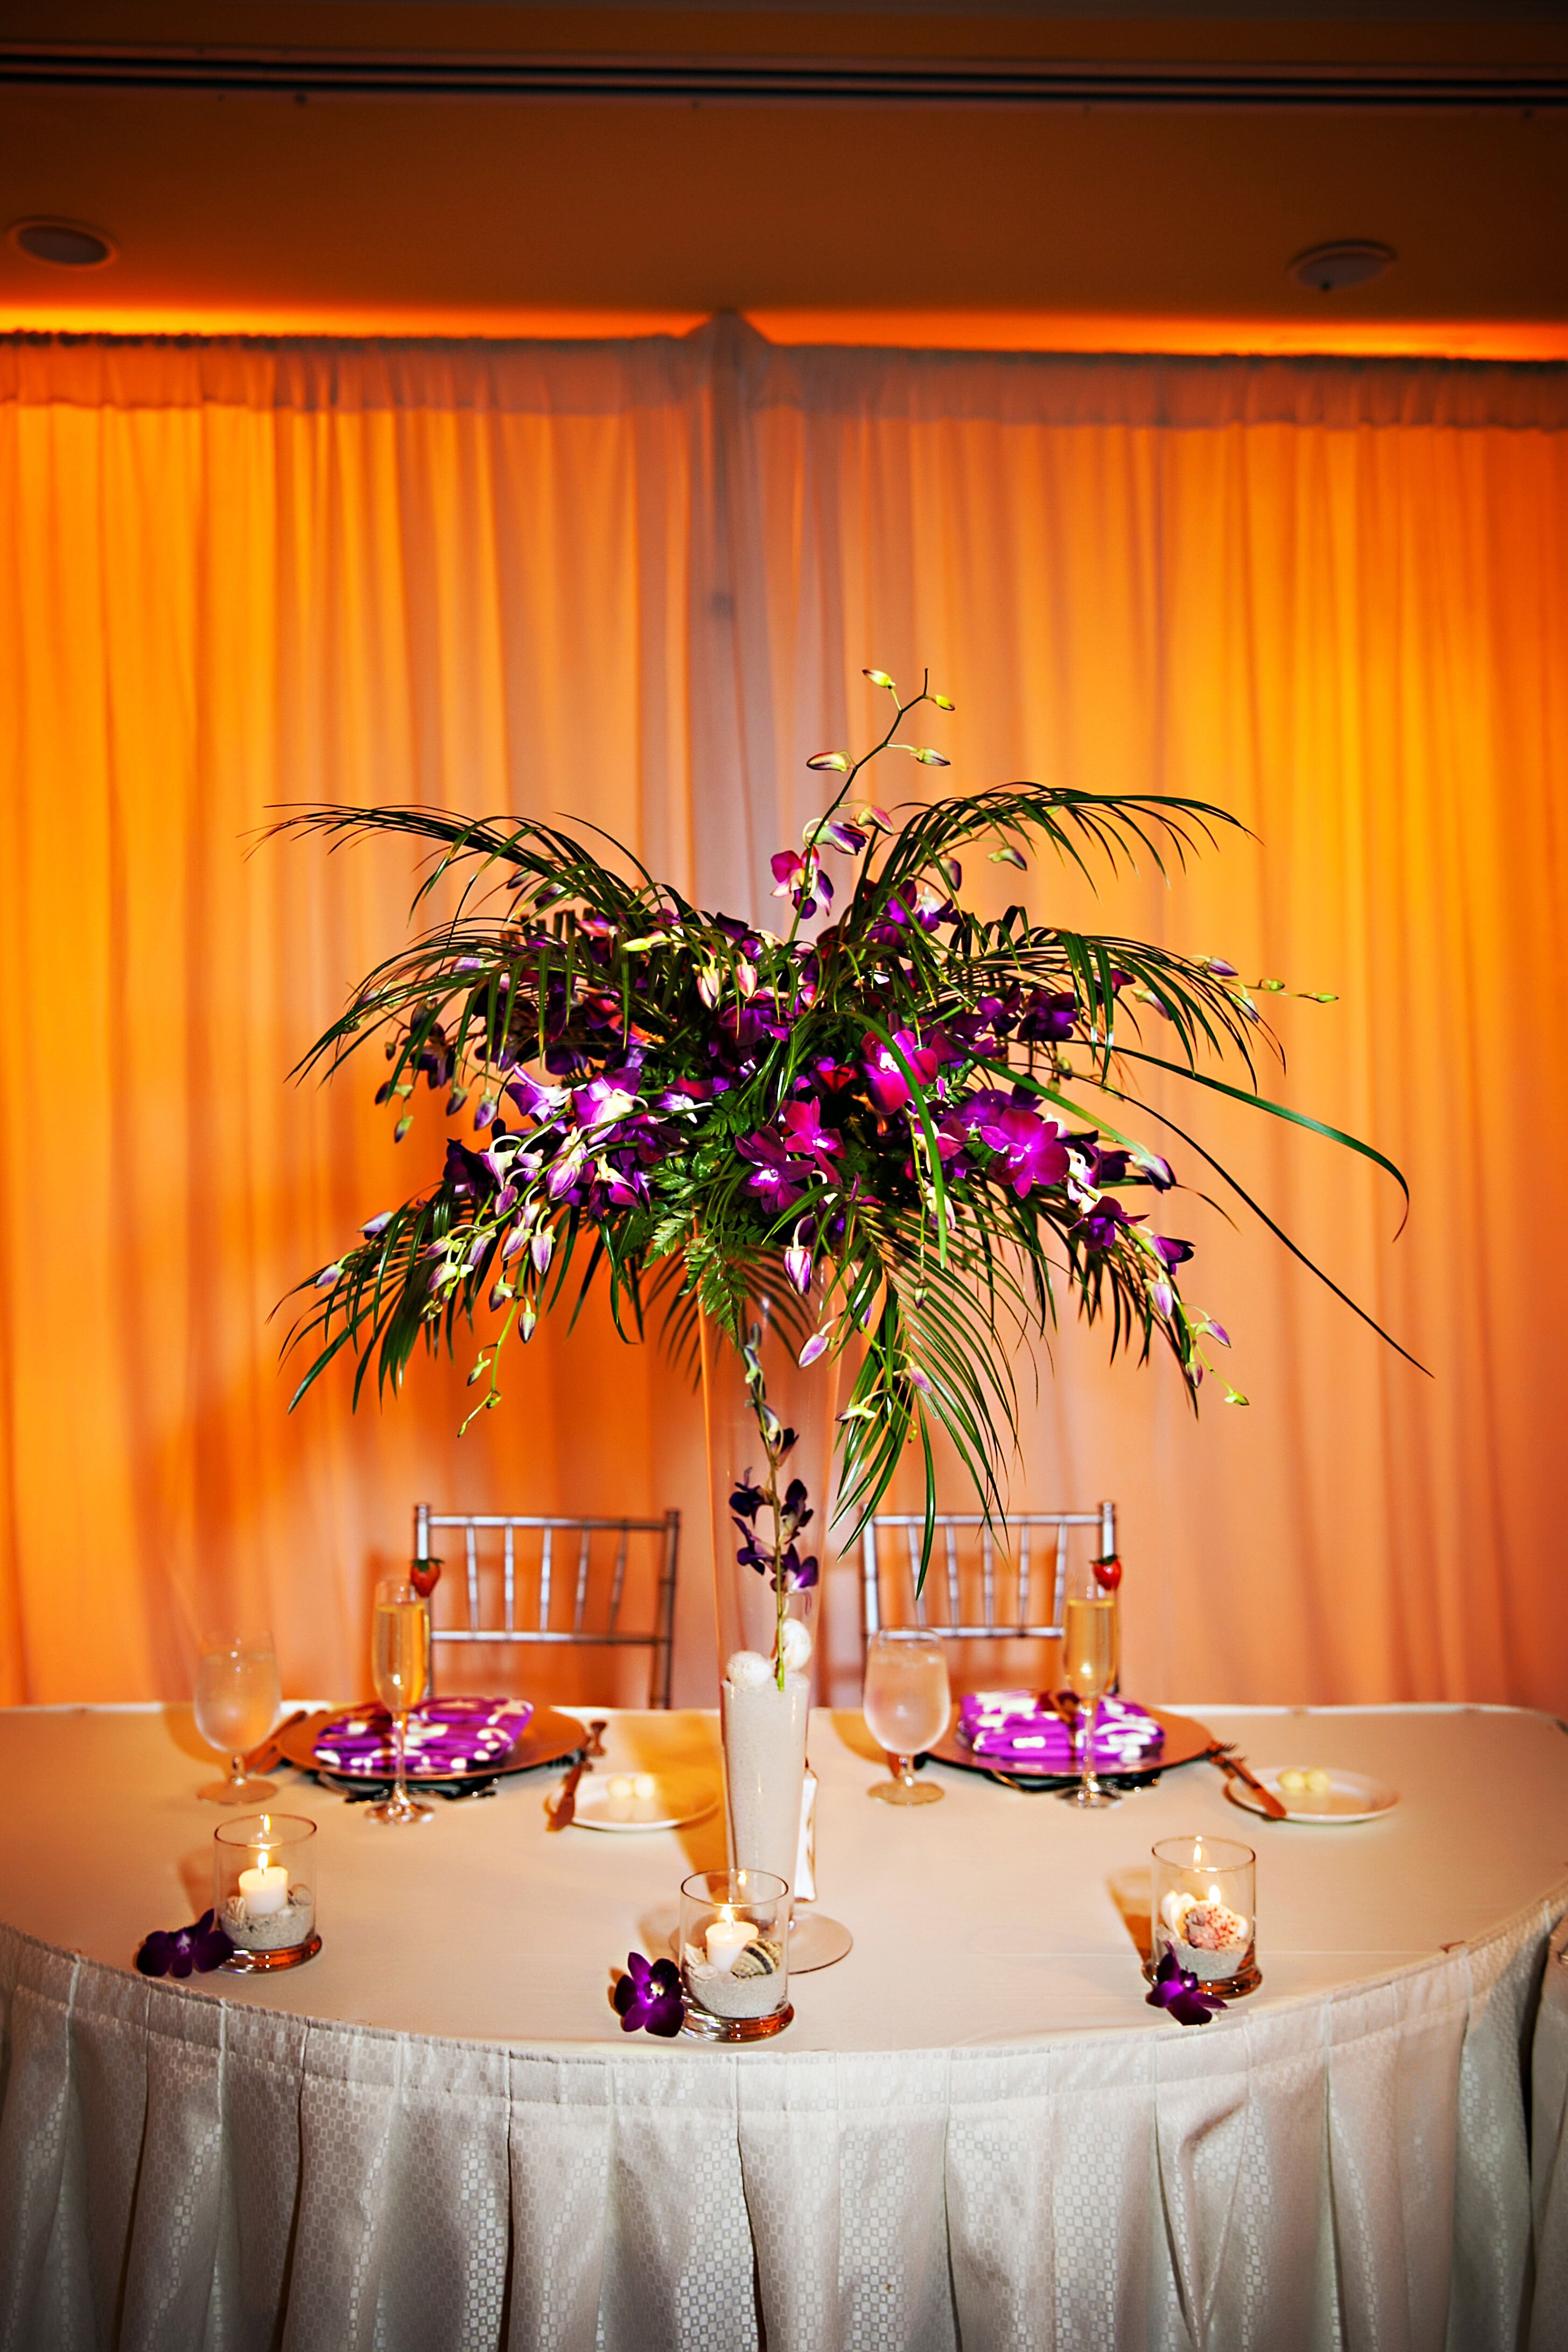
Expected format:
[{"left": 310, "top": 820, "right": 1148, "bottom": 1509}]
[
  {"left": 366, "top": 1577, "right": 433, "bottom": 1826},
  {"left": 193, "top": 1630, "right": 282, "bottom": 1804},
  {"left": 864, "top": 1629, "right": 951, "bottom": 1806},
  {"left": 1058, "top": 1556, "right": 1120, "bottom": 1809}
]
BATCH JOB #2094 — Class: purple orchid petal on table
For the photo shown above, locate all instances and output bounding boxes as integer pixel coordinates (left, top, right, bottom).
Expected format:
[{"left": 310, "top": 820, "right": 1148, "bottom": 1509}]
[
  {"left": 613, "top": 1952, "right": 685, "bottom": 2036},
  {"left": 136, "top": 1910, "right": 234, "bottom": 1979},
  {"left": 1145, "top": 1948, "right": 1228, "bottom": 2027}
]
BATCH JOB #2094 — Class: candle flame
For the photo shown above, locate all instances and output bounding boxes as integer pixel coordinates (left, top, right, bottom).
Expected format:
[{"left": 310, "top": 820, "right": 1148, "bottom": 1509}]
[{"left": 1208, "top": 1884, "right": 1221, "bottom": 1905}]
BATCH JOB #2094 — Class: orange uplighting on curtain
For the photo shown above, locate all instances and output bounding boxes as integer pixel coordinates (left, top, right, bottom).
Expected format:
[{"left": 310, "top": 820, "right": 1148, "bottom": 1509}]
[{"left": 0, "top": 327, "right": 1563, "bottom": 1714}]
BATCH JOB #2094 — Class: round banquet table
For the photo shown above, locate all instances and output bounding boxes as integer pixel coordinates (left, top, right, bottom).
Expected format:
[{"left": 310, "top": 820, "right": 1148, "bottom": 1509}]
[{"left": 0, "top": 1702, "right": 1564, "bottom": 2352}]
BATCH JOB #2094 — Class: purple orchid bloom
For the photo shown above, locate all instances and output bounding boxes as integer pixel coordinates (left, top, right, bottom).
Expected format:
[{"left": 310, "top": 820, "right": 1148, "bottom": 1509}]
[
  {"left": 136, "top": 1910, "right": 234, "bottom": 1979},
  {"left": 1077, "top": 1198, "right": 1143, "bottom": 1251},
  {"left": 861, "top": 1029, "right": 944, "bottom": 1116},
  {"left": 736, "top": 1131, "right": 808, "bottom": 1212},
  {"left": 976, "top": 1107, "right": 1070, "bottom": 1198},
  {"left": 1016, "top": 990, "right": 1079, "bottom": 1044},
  {"left": 784, "top": 1239, "right": 814, "bottom": 1293},
  {"left": 779, "top": 1098, "right": 842, "bottom": 1170},
  {"left": 1145, "top": 1947, "right": 1228, "bottom": 2027},
  {"left": 612, "top": 1952, "right": 685, "bottom": 2036},
  {"left": 1153, "top": 1235, "right": 1194, "bottom": 1268},
  {"left": 444, "top": 1138, "right": 499, "bottom": 1200}
]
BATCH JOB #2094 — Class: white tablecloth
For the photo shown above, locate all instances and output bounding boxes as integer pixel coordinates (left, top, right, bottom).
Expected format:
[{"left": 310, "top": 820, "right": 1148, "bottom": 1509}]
[{"left": 0, "top": 1702, "right": 1564, "bottom": 2351}]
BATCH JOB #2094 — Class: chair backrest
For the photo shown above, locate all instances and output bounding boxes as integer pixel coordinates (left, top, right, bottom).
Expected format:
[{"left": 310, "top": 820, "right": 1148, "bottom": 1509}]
[
  {"left": 862, "top": 1502, "right": 1117, "bottom": 1646},
  {"left": 414, "top": 1504, "right": 681, "bottom": 1708}
]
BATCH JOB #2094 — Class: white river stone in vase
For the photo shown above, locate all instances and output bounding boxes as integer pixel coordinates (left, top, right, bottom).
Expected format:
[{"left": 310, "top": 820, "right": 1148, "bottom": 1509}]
[{"left": 721, "top": 1659, "right": 810, "bottom": 1896}]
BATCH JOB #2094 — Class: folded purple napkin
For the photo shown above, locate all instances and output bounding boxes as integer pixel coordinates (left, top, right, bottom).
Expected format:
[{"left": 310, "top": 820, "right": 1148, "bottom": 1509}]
[
  {"left": 957, "top": 1689, "right": 1164, "bottom": 1773},
  {"left": 313, "top": 1696, "right": 533, "bottom": 1777}
]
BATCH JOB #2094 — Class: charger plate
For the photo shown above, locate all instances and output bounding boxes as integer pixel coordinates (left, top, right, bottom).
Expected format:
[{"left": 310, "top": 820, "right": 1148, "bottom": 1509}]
[
  {"left": 277, "top": 1704, "right": 587, "bottom": 1789},
  {"left": 923, "top": 1703, "right": 1216, "bottom": 1791}
]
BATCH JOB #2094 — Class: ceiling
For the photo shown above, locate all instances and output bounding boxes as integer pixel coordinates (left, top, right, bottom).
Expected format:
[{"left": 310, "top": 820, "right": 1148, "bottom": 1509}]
[{"left": 3, "top": 2, "right": 1566, "bottom": 347}]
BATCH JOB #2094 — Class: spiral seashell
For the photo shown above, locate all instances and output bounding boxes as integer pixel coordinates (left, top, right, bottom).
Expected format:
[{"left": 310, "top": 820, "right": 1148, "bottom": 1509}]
[{"left": 730, "top": 1935, "right": 785, "bottom": 1979}]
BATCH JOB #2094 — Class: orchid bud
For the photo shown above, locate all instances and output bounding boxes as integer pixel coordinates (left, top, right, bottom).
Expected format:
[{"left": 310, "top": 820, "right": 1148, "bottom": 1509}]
[
  {"left": 909, "top": 747, "right": 950, "bottom": 767},
  {"left": 531, "top": 1228, "right": 554, "bottom": 1276},
  {"left": 446, "top": 1087, "right": 469, "bottom": 1116},
  {"left": 783, "top": 1244, "right": 814, "bottom": 1294},
  {"left": 799, "top": 1331, "right": 831, "bottom": 1367},
  {"left": 474, "top": 1097, "right": 497, "bottom": 1130},
  {"left": 806, "top": 751, "right": 849, "bottom": 772},
  {"left": 931, "top": 691, "right": 955, "bottom": 711},
  {"left": 394, "top": 1115, "right": 412, "bottom": 1143},
  {"left": 361, "top": 1213, "right": 391, "bottom": 1238},
  {"left": 936, "top": 857, "right": 962, "bottom": 892},
  {"left": 862, "top": 668, "right": 897, "bottom": 692},
  {"left": 519, "top": 1306, "right": 537, "bottom": 1341},
  {"left": 314, "top": 1264, "right": 342, "bottom": 1288},
  {"left": 989, "top": 845, "right": 1027, "bottom": 870},
  {"left": 488, "top": 1283, "right": 513, "bottom": 1312}
]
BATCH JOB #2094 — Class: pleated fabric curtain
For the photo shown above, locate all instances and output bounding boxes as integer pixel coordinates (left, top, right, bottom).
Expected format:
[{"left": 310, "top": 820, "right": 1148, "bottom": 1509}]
[{"left": 0, "top": 323, "right": 1564, "bottom": 1712}]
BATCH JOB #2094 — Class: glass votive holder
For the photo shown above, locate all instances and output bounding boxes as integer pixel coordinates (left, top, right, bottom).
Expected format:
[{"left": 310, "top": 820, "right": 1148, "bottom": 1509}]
[
  {"left": 678, "top": 1868, "right": 793, "bottom": 2042},
  {"left": 1149, "top": 1833, "right": 1260, "bottom": 1996},
  {"left": 213, "top": 1812, "right": 321, "bottom": 1971}
]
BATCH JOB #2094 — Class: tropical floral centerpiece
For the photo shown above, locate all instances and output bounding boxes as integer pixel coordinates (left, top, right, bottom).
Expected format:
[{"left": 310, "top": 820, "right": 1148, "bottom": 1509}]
[{"left": 281, "top": 670, "right": 1406, "bottom": 1718}]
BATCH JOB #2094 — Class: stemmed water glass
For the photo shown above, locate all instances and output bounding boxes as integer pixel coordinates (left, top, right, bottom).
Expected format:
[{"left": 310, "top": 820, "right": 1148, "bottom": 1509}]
[
  {"left": 863, "top": 1629, "right": 951, "bottom": 1806},
  {"left": 1058, "top": 1555, "right": 1120, "bottom": 1809},
  {"left": 366, "top": 1577, "right": 433, "bottom": 1825},
  {"left": 193, "top": 1630, "right": 282, "bottom": 1804}
]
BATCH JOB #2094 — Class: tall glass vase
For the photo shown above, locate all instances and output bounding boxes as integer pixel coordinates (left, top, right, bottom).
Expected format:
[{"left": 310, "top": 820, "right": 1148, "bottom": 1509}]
[{"left": 699, "top": 1287, "right": 838, "bottom": 1903}]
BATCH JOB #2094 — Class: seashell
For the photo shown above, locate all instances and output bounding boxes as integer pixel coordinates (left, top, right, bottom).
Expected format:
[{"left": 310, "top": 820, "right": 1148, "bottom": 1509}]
[
  {"left": 779, "top": 1618, "right": 814, "bottom": 1673},
  {"left": 730, "top": 1936, "right": 785, "bottom": 1979},
  {"left": 1181, "top": 1901, "right": 1247, "bottom": 1952},
  {"left": 725, "top": 1650, "right": 772, "bottom": 1691},
  {"left": 1161, "top": 1889, "right": 1199, "bottom": 1938}
]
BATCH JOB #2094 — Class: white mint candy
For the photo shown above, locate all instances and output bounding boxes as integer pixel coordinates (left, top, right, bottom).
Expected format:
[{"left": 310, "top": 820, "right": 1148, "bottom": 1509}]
[
  {"left": 778, "top": 1619, "right": 814, "bottom": 1673},
  {"left": 725, "top": 1650, "right": 772, "bottom": 1691}
]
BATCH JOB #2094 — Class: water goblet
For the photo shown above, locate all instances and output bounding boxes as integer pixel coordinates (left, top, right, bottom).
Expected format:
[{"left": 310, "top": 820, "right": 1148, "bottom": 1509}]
[
  {"left": 1058, "top": 1556, "right": 1120, "bottom": 1809},
  {"left": 194, "top": 1629, "right": 282, "bottom": 1804},
  {"left": 864, "top": 1629, "right": 951, "bottom": 1805},
  {"left": 366, "top": 1578, "right": 433, "bottom": 1825}
]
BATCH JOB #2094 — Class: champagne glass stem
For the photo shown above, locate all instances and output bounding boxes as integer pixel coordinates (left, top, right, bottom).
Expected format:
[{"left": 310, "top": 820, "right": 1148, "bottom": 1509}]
[
  {"left": 895, "top": 1753, "right": 914, "bottom": 1794},
  {"left": 1080, "top": 1696, "right": 1100, "bottom": 1803},
  {"left": 393, "top": 1708, "right": 410, "bottom": 1815},
  {"left": 229, "top": 1753, "right": 245, "bottom": 1791}
]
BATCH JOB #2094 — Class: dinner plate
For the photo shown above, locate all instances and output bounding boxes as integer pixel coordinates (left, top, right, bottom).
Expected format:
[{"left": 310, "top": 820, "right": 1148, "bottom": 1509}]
[
  {"left": 572, "top": 1775, "right": 718, "bottom": 1833},
  {"left": 925, "top": 1704, "right": 1217, "bottom": 1789},
  {"left": 277, "top": 1704, "right": 587, "bottom": 1788},
  {"left": 1225, "top": 1766, "right": 1398, "bottom": 1824}
]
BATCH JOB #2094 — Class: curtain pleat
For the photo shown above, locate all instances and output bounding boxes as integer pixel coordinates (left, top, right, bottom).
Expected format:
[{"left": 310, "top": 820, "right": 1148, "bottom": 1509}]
[{"left": 1, "top": 324, "right": 1563, "bottom": 1711}]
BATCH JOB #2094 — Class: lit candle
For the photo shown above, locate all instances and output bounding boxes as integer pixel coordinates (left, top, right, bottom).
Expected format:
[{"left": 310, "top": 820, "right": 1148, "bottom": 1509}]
[
  {"left": 704, "top": 1907, "right": 758, "bottom": 1971},
  {"left": 238, "top": 1847, "right": 289, "bottom": 1919}
]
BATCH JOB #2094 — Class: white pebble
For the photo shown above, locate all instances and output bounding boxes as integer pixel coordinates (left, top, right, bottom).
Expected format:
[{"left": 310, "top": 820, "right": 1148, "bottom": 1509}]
[
  {"left": 725, "top": 1649, "right": 773, "bottom": 1691},
  {"left": 778, "top": 1618, "right": 814, "bottom": 1672}
]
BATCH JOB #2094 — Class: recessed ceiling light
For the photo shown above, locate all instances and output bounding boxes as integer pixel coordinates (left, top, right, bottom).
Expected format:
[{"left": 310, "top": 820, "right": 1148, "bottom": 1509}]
[
  {"left": 9, "top": 219, "right": 117, "bottom": 270},
  {"left": 1290, "top": 241, "right": 1395, "bottom": 295}
]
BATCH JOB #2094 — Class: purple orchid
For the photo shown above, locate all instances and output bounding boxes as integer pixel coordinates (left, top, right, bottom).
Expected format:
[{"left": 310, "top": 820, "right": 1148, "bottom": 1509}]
[
  {"left": 612, "top": 1952, "right": 685, "bottom": 2036},
  {"left": 136, "top": 1910, "right": 234, "bottom": 1979},
  {"left": 975, "top": 1107, "right": 1070, "bottom": 1199},
  {"left": 1077, "top": 1197, "right": 1143, "bottom": 1251},
  {"left": 736, "top": 1130, "right": 808, "bottom": 1212},
  {"left": 779, "top": 1098, "right": 842, "bottom": 1170},
  {"left": 1145, "top": 1948, "right": 1228, "bottom": 2027},
  {"left": 1152, "top": 1235, "right": 1194, "bottom": 1268},
  {"left": 861, "top": 1029, "right": 944, "bottom": 1116},
  {"left": 1016, "top": 989, "right": 1079, "bottom": 1044}
]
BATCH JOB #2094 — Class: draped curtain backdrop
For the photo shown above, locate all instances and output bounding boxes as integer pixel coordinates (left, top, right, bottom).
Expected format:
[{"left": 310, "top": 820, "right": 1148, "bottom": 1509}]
[{"left": 1, "top": 323, "right": 1564, "bottom": 1713}]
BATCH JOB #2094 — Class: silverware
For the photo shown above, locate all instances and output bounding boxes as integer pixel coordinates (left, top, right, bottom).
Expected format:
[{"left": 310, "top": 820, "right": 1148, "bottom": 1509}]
[
  {"left": 1213, "top": 1743, "right": 1289, "bottom": 1822},
  {"left": 546, "top": 1718, "right": 608, "bottom": 1831}
]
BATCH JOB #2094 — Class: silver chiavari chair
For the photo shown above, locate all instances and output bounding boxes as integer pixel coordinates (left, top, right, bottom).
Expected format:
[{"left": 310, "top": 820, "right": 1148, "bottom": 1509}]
[
  {"left": 414, "top": 1504, "right": 681, "bottom": 1707},
  {"left": 861, "top": 1501, "right": 1117, "bottom": 1656}
]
